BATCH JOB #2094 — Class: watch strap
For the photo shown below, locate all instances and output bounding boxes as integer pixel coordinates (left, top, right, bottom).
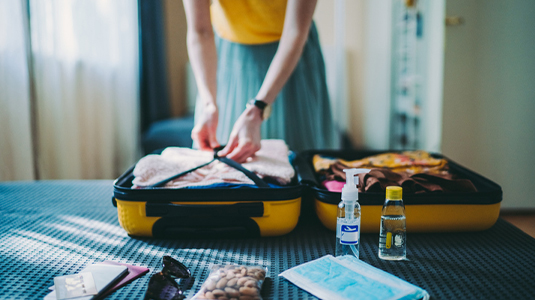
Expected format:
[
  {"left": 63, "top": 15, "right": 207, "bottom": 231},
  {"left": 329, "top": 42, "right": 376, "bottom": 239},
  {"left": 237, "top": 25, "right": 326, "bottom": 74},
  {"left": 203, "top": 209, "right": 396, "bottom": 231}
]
[{"left": 251, "top": 99, "right": 267, "bottom": 110}]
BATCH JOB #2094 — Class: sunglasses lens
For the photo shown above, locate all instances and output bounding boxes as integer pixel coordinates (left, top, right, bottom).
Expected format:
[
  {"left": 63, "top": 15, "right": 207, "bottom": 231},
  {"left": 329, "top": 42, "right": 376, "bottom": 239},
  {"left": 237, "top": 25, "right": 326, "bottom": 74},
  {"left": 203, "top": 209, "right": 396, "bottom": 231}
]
[
  {"left": 162, "top": 256, "right": 191, "bottom": 279},
  {"left": 145, "top": 273, "right": 185, "bottom": 300}
]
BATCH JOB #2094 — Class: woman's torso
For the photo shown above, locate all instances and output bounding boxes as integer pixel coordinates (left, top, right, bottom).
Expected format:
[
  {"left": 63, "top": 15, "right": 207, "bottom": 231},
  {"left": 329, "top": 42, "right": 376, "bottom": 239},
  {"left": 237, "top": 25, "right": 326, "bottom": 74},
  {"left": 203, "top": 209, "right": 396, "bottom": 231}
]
[{"left": 210, "top": 0, "right": 288, "bottom": 44}]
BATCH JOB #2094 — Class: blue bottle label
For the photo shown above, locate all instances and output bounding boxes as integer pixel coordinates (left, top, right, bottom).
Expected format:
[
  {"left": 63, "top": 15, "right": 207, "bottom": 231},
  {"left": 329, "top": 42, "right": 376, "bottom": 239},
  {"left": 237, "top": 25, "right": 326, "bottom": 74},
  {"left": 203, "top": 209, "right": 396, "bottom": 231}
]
[{"left": 340, "top": 225, "right": 359, "bottom": 245}]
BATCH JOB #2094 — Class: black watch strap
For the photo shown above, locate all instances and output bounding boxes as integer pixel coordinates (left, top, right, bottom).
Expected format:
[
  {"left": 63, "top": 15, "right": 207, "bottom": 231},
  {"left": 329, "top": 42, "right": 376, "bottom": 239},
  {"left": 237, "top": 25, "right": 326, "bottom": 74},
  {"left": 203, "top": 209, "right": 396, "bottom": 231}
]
[
  {"left": 247, "top": 99, "right": 271, "bottom": 120},
  {"left": 252, "top": 100, "right": 268, "bottom": 110}
]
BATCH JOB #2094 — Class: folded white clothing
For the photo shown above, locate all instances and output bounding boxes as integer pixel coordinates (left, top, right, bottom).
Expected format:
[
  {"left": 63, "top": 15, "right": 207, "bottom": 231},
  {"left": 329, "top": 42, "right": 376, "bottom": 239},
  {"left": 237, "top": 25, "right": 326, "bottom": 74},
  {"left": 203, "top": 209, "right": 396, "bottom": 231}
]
[{"left": 132, "top": 139, "right": 295, "bottom": 188}]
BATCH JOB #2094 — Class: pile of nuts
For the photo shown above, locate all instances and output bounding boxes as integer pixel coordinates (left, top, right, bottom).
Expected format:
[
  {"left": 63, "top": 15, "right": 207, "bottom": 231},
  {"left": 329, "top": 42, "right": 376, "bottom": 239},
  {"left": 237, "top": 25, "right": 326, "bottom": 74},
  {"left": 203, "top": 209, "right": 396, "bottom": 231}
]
[{"left": 195, "top": 264, "right": 267, "bottom": 300}]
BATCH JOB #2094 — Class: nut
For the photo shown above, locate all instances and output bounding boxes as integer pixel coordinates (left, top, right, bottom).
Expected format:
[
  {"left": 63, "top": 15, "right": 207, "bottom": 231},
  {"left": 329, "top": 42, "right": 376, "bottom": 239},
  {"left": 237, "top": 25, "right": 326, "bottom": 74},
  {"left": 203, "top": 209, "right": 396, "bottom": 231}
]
[
  {"left": 204, "top": 291, "right": 215, "bottom": 299},
  {"left": 216, "top": 278, "right": 228, "bottom": 289},
  {"left": 239, "top": 287, "right": 259, "bottom": 296},
  {"left": 249, "top": 267, "right": 263, "bottom": 273},
  {"left": 226, "top": 270, "right": 236, "bottom": 279},
  {"left": 224, "top": 287, "right": 240, "bottom": 298},
  {"left": 238, "top": 296, "right": 253, "bottom": 300},
  {"left": 237, "top": 277, "right": 250, "bottom": 286},
  {"left": 244, "top": 280, "right": 257, "bottom": 288},
  {"left": 212, "top": 289, "right": 226, "bottom": 297},
  {"left": 227, "top": 278, "right": 238, "bottom": 287}
]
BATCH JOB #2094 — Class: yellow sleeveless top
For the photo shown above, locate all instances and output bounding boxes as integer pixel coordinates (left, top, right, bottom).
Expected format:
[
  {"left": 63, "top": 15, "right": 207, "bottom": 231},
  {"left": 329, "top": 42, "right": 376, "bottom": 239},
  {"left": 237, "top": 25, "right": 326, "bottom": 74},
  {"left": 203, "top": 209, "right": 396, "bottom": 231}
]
[{"left": 210, "top": 0, "right": 288, "bottom": 45}]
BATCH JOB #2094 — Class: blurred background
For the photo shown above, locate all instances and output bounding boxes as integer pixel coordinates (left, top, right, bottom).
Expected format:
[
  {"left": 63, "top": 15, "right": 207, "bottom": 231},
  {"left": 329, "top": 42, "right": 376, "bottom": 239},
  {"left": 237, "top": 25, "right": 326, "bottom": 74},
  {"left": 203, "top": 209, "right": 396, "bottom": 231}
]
[{"left": 1, "top": 0, "right": 534, "bottom": 211}]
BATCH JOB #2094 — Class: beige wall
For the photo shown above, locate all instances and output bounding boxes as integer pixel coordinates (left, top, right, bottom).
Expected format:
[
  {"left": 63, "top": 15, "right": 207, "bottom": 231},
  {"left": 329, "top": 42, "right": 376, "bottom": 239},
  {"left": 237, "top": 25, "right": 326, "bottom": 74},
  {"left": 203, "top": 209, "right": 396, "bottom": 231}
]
[
  {"left": 442, "top": 0, "right": 535, "bottom": 209},
  {"left": 344, "top": 1, "right": 366, "bottom": 147},
  {"left": 314, "top": 0, "right": 367, "bottom": 147},
  {"left": 163, "top": 0, "right": 188, "bottom": 117}
]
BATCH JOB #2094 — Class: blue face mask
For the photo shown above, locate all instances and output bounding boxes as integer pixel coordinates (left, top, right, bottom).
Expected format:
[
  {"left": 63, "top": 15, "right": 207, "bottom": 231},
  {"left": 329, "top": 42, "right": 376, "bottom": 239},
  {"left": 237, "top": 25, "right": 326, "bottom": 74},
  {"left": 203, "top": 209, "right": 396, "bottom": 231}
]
[{"left": 279, "top": 255, "right": 429, "bottom": 300}]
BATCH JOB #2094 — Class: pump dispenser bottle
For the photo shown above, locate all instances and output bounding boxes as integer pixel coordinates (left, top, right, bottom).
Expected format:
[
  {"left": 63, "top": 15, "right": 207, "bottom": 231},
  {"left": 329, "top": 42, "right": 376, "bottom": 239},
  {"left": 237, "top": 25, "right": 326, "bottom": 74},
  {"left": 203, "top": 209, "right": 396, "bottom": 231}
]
[{"left": 335, "top": 168, "right": 370, "bottom": 258}]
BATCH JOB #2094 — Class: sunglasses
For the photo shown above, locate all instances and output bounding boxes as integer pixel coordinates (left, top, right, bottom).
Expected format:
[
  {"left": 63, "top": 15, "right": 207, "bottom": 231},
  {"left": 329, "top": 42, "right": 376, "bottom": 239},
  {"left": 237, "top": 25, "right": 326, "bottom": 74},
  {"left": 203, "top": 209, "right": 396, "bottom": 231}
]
[{"left": 144, "top": 256, "right": 193, "bottom": 300}]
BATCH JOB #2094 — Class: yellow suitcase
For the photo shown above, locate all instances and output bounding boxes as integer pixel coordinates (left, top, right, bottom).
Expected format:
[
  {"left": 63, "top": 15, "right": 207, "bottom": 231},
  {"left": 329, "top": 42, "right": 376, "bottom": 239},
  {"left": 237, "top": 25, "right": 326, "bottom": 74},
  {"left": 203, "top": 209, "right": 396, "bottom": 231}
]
[
  {"left": 113, "top": 153, "right": 303, "bottom": 238},
  {"left": 295, "top": 150, "right": 503, "bottom": 233}
]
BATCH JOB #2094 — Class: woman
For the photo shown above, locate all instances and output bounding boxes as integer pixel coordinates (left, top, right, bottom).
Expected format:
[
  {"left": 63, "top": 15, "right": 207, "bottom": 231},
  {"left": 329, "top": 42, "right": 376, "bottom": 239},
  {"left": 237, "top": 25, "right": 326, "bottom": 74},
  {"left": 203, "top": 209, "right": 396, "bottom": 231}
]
[{"left": 184, "top": 0, "right": 335, "bottom": 162}]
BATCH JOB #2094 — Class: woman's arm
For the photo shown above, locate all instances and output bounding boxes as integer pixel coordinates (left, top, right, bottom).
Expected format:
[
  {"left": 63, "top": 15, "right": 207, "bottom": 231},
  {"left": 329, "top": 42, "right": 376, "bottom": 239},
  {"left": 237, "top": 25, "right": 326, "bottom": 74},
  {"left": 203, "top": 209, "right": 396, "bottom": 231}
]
[
  {"left": 255, "top": 0, "right": 318, "bottom": 105},
  {"left": 218, "top": 0, "right": 318, "bottom": 162},
  {"left": 183, "top": 0, "right": 220, "bottom": 150}
]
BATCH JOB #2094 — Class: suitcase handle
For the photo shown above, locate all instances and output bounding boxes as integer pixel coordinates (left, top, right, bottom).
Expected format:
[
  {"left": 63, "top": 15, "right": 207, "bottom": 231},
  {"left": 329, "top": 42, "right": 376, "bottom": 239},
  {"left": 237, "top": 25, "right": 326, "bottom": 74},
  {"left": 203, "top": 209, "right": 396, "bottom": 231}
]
[
  {"left": 293, "top": 152, "right": 320, "bottom": 187},
  {"left": 145, "top": 202, "right": 264, "bottom": 217},
  {"left": 151, "top": 216, "right": 261, "bottom": 238}
]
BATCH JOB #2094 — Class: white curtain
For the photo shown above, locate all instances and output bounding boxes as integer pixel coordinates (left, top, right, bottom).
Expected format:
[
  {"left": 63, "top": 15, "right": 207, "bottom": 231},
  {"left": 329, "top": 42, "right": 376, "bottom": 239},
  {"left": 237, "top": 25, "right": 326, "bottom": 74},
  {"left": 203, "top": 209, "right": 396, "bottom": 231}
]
[
  {"left": 0, "top": 0, "right": 35, "bottom": 181},
  {"left": 0, "top": 0, "right": 140, "bottom": 181}
]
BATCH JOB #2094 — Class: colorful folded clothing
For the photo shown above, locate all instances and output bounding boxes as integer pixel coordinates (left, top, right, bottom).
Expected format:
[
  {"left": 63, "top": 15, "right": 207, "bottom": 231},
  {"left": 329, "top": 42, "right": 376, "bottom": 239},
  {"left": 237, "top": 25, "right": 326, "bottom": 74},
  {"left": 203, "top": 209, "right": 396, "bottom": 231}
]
[
  {"left": 323, "top": 168, "right": 477, "bottom": 194},
  {"left": 314, "top": 151, "right": 449, "bottom": 174},
  {"left": 133, "top": 139, "right": 294, "bottom": 188},
  {"left": 315, "top": 151, "right": 476, "bottom": 193}
]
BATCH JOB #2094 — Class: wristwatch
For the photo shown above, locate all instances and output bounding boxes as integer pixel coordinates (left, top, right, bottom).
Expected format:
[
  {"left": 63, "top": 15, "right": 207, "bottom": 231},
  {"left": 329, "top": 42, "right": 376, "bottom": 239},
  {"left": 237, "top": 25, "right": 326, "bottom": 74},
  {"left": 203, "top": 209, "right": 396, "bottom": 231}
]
[{"left": 247, "top": 99, "right": 272, "bottom": 121}]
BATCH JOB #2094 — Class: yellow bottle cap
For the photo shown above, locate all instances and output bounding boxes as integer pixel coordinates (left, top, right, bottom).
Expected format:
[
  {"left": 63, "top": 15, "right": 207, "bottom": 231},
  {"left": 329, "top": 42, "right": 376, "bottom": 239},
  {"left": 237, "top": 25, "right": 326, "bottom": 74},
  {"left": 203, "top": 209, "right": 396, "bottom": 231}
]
[{"left": 386, "top": 186, "right": 403, "bottom": 200}]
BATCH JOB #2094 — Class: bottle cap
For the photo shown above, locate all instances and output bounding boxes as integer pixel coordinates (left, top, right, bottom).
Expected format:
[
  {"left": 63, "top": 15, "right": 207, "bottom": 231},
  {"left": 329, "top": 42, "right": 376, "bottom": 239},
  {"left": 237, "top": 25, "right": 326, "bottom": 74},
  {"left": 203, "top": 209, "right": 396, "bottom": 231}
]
[
  {"left": 386, "top": 186, "right": 403, "bottom": 200},
  {"left": 341, "top": 169, "right": 359, "bottom": 202},
  {"left": 341, "top": 168, "right": 371, "bottom": 202}
]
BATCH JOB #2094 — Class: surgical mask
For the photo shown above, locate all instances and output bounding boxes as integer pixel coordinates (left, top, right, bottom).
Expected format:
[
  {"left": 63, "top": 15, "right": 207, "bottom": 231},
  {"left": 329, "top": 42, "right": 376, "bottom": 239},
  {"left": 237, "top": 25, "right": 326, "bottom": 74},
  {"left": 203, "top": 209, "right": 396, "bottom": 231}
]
[{"left": 279, "top": 255, "right": 429, "bottom": 300}]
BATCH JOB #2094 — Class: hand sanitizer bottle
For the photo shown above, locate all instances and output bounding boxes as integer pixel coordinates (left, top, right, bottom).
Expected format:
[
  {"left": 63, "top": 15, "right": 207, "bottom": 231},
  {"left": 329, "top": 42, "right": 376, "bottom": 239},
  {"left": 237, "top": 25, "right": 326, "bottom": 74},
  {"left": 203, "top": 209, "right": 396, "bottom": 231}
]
[
  {"left": 335, "top": 168, "right": 370, "bottom": 258},
  {"left": 378, "top": 186, "right": 407, "bottom": 260}
]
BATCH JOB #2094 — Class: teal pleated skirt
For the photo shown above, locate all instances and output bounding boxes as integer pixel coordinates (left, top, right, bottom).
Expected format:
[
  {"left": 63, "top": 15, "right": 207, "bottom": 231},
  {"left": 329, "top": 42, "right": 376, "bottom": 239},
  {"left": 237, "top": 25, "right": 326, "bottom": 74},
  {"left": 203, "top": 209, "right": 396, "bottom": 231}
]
[{"left": 195, "top": 23, "right": 336, "bottom": 152}]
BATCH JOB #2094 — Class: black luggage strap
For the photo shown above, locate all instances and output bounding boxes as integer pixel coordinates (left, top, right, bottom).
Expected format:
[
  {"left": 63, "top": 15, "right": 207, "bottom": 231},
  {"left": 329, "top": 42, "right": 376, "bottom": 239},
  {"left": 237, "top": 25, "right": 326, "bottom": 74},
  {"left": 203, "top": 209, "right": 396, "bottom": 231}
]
[
  {"left": 149, "top": 148, "right": 269, "bottom": 188},
  {"left": 215, "top": 156, "right": 269, "bottom": 188}
]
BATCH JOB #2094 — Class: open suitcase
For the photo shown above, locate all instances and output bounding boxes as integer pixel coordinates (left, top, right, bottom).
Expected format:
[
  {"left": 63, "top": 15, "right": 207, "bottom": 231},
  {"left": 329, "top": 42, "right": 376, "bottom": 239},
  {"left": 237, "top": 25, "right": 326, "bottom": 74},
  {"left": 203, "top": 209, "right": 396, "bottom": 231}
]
[
  {"left": 113, "top": 150, "right": 304, "bottom": 238},
  {"left": 113, "top": 148, "right": 502, "bottom": 237},
  {"left": 295, "top": 150, "right": 503, "bottom": 233}
]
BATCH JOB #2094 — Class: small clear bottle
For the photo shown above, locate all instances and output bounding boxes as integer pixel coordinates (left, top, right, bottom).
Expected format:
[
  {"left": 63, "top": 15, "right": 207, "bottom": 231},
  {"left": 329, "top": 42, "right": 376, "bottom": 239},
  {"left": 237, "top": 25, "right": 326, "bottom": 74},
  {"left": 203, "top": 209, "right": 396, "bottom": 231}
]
[
  {"left": 335, "top": 169, "right": 369, "bottom": 259},
  {"left": 378, "top": 186, "right": 406, "bottom": 260},
  {"left": 335, "top": 193, "right": 361, "bottom": 258}
]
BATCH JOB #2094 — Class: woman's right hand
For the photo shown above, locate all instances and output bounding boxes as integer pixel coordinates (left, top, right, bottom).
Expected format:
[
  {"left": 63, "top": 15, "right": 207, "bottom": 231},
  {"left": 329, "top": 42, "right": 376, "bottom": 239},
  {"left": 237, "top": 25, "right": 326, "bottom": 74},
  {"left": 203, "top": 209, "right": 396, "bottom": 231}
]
[{"left": 191, "top": 103, "right": 220, "bottom": 150}]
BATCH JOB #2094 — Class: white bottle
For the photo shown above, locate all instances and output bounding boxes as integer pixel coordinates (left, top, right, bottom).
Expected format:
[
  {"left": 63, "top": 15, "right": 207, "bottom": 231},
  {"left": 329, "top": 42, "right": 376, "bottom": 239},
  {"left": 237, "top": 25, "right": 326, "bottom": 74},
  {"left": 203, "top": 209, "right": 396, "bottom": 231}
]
[{"left": 335, "top": 168, "right": 370, "bottom": 258}]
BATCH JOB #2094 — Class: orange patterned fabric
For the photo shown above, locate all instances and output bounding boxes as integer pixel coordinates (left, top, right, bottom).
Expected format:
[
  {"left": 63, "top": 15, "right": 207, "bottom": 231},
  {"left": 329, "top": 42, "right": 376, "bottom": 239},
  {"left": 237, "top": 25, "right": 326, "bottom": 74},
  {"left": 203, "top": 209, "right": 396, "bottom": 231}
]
[{"left": 313, "top": 151, "right": 449, "bottom": 175}]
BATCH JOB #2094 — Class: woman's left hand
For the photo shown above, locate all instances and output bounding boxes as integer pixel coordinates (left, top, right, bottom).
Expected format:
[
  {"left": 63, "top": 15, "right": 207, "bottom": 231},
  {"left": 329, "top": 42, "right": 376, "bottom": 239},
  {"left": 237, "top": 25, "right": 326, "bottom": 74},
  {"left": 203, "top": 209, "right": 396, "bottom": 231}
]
[{"left": 217, "top": 106, "right": 263, "bottom": 163}]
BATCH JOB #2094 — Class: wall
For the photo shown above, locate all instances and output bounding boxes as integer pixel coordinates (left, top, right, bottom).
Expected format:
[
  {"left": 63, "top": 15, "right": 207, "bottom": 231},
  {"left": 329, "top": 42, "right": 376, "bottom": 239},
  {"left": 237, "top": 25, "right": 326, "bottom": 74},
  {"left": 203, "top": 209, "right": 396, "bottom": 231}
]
[
  {"left": 442, "top": 0, "right": 535, "bottom": 209},
  {"left": 163, "top": 0, "right": 188, "bottom": 117},
  {"left": 314, "top": 0, "right": 371, "bottom": 148}
]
